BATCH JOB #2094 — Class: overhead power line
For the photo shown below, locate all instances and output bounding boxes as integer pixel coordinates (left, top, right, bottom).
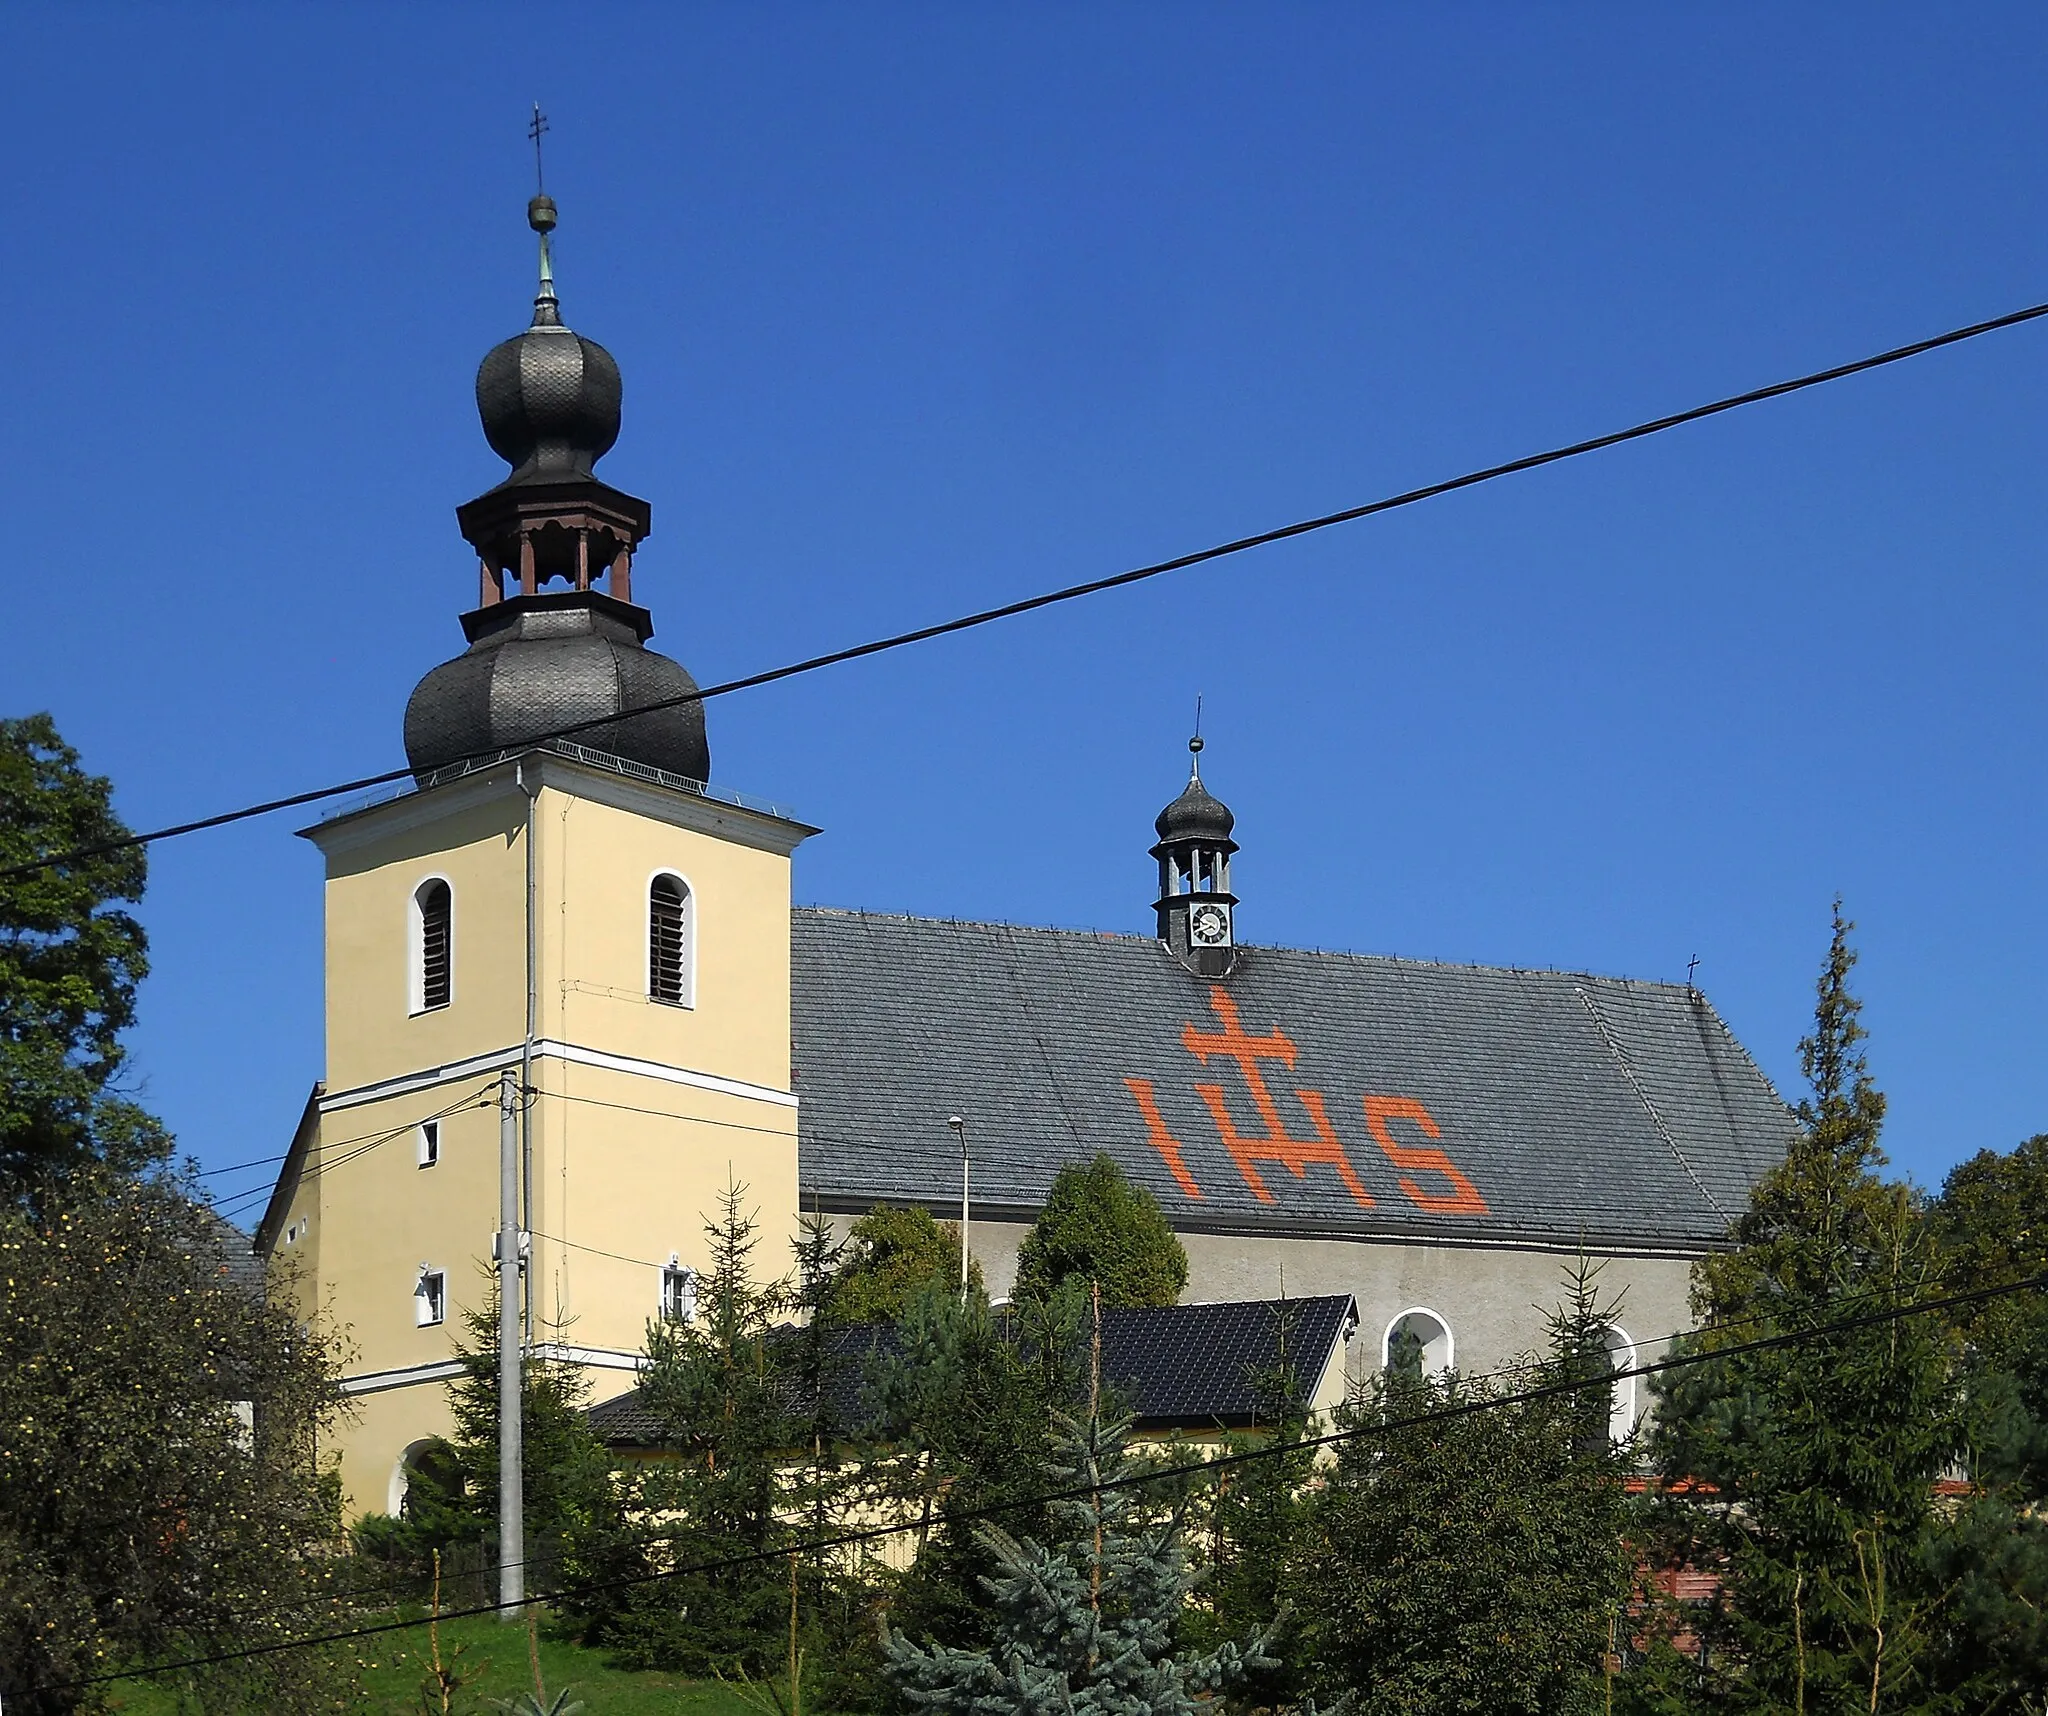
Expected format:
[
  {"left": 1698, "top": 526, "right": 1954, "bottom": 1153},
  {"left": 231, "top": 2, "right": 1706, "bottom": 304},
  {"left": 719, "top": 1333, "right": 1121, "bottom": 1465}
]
[
  {"left": 9, "top": 295, "right": 2048, "bottom": 889},
  {"left": 213, "top": 1085, "right": 499, "bottom": 1223},
  {"left": 71, "top": 1262, "right": 2048, "bottom": 1692}
]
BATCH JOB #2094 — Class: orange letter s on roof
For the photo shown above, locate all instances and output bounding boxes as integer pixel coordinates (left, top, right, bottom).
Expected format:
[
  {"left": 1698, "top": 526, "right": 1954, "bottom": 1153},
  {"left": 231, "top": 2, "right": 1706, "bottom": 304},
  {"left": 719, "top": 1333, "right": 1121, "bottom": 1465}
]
[{"left": 1363, "top": 1095, "right": 1488, "bottom": 1216}]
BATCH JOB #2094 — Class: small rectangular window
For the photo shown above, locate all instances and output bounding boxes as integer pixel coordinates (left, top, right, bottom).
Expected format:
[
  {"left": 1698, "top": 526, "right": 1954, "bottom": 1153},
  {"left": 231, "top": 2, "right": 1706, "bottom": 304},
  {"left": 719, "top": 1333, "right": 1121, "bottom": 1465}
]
[
  {"left": 417, "top": 1120, "right": 440, "bottom": 1169},
  {"left": 415, "top": 1269, "right": 446, "bottom": 1328}
]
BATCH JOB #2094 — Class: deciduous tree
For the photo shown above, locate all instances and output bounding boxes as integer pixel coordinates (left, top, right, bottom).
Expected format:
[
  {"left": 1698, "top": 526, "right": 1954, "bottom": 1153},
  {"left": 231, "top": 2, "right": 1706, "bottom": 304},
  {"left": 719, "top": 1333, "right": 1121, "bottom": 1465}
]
[
  {"left": 0, "top": 714, "right": 169, "bottom": 1203},
  {"left": 1013, "top": 1152, "right": 1187, "bottom": 1310},
  {"left": 0, "top": 1179, "right": 350, "bottom": 1713}
]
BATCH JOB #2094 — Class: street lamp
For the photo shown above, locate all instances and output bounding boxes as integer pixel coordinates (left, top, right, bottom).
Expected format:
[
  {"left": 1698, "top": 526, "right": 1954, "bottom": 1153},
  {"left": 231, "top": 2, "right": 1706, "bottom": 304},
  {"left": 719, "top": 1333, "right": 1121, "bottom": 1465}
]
[{"left": 947, "top": 1115, "right": 969, "bottom": 1298}]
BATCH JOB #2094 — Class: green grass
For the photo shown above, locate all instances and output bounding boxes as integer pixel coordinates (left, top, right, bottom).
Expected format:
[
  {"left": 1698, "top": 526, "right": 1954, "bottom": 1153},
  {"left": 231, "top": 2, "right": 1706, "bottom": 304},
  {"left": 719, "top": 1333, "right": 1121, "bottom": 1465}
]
[{"left": 104, "top": 1610, "right": 772, "bottom": 1714}]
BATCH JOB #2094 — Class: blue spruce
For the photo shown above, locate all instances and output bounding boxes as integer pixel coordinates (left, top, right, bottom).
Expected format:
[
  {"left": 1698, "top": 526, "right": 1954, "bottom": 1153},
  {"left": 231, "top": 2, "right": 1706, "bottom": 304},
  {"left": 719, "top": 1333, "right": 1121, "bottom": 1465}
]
[{"left": 884, "top": 1408, "right": 1278, "bottom": 1716}]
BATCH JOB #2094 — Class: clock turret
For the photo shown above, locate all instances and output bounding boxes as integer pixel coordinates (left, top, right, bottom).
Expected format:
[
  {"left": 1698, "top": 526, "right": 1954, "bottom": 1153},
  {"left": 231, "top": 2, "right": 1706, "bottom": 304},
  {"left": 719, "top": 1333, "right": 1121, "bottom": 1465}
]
[{"left": 1150, "top": 736, "right": 1239, "bottom": 977}]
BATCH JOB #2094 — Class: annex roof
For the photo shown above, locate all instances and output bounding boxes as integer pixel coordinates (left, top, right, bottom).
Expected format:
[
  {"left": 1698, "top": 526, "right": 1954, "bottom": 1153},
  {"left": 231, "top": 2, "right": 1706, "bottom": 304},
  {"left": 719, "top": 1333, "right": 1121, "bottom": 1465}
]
[
  {"left": 585, "top": 1293, "right": 1358, "bottom": 1446},
  {"left": 791, "top": 909, "right": 1793, "bottom": 1252}
]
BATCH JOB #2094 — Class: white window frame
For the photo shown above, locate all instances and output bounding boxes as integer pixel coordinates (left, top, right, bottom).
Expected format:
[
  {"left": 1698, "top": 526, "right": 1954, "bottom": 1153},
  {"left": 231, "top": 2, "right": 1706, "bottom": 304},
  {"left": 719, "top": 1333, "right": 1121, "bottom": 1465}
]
[
  {"left": 1382, "top": 1306, "right": 1455, "bottom": 1376},
  {"left": 408, "top": 875, "right": 455, "bottom": 1016},
  {"left": 646, "top": 868, "right": 697, "bottom": 1010},
  {"left": 660, "top": 1257, "right": 697, "bottom": 1323},
  {"left": 389, "top": 1437, "right": 440, "bottom": 1517},
  {"left": 417, "top": 1119, "right": 440, "bottom": 1169},
  {"left": 414, "top": 1266, "right": 447, "bottom": 1328},
  {"left": 1604, "top": 1325, "right": 1639, "bottom": 1444}
]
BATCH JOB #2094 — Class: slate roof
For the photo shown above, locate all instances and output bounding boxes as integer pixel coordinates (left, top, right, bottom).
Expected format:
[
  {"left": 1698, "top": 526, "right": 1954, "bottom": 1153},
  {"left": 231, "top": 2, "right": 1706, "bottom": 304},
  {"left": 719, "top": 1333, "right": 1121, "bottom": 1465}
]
[
  {"left": 791, "top": 910, "right": 1793, "bottom": 1252},
  {"left": 584, "top": 1294, "right": 1357, "bottom": 1446}
]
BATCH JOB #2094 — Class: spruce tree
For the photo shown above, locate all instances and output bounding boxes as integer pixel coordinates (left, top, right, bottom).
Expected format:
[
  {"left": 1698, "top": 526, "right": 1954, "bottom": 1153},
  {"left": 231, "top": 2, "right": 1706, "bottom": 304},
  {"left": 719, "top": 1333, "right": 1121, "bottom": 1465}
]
[
  {"left": 883, "top": 1407, "right": 1279, "bottom": 1716},
  {"left": 1641, "top": 903, "right": 1955, "bottom": 1714},
  {"left": 864, "top": 1276, "right": 1087, "bottom": 1653},
  {"left": 609, "top": 1177, "right": 797, "bottom": 1675}
]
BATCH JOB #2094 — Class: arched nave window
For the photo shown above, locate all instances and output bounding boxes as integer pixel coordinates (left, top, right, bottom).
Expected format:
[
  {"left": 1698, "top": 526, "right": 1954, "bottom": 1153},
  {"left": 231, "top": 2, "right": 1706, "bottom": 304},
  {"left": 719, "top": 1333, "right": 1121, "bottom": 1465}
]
[
  {"left": 1382, "top": 1307, "right": 1454, "bottom": 1378},
  {"left": 1604, "top": 1325, "right": 1638, "bottom": 1446}
]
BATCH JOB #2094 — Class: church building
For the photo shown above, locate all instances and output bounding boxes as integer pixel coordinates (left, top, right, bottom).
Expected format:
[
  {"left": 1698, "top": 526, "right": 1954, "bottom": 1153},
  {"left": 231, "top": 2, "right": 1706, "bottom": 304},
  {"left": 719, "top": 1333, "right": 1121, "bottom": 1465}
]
[{"left": 256, "top": 196, "right": 1795, "bottom": 1517}]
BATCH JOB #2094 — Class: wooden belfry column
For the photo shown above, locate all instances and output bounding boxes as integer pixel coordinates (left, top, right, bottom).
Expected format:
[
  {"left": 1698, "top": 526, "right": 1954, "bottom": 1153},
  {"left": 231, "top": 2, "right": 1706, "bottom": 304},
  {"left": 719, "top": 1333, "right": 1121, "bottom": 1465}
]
[{"left": 459, "top": 480, "right": 652, "bottom": 611}]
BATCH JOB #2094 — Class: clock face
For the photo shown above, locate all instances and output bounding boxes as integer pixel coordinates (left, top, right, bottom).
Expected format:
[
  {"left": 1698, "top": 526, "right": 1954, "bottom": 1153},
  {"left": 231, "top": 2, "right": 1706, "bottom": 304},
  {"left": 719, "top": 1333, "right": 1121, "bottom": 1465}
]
[{"left": 1189, "top": 902, "right": 1232, "bottom": 947}]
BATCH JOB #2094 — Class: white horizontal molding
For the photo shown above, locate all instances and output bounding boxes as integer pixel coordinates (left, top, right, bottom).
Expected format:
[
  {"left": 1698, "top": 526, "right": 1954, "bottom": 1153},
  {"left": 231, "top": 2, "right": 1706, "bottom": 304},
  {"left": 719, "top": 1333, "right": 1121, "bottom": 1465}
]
[
  {"left": 531, "top": 1341, "right": 643, "bottom": 1372},
  {"left": 341, "top": 1342, "right": 643, "bottom": 1396},
  {"left": 321, "top": 1040, "right": 798, "bottom": 1113},
  {"left": 341, "top": 1357, "right": 467, "bottom": 1397},
  {"left": 540, "top": 1038, "right": 798, "bottom": 1110}
]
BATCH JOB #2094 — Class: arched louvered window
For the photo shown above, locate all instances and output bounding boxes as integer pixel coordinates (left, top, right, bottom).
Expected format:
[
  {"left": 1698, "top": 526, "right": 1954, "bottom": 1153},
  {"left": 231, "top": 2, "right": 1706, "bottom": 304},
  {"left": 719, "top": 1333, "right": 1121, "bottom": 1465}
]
[
  {"left": 411, "top": 879, "right": 452, "bottom": 1014},
  {"left": 649, "top": 873, "right": 693, "bottom": 1007}
]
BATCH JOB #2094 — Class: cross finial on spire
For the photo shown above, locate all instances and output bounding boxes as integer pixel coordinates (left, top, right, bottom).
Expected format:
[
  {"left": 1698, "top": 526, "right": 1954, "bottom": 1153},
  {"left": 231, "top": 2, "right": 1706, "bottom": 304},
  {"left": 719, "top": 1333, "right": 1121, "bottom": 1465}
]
[
  {"left": 524, "top": 105, "right": 560, "bottom": 326},
  {"left": 1188, "top": 694, "right": 1205, "bottom": 779}
]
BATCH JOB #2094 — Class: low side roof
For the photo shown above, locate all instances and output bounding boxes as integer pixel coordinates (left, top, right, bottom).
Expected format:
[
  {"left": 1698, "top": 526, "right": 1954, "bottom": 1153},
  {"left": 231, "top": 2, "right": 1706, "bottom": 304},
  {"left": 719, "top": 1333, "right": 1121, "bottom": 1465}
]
[
  {"left": 791, "top": 910, "right": 1794, "bottom": 1252},
  {"left": 585, "top": 1294, "right": 1358, "bottom": 1445}
]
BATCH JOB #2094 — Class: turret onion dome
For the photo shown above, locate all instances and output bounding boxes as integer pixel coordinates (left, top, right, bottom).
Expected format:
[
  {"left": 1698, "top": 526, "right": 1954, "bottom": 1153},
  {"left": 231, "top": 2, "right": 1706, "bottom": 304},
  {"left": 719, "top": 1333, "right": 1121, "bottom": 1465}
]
[
  {"left": 402, "top": 192, "right": 712, "bottom": 786},
  {"left": 1154, "top": 737, "right": 1236, "bottom": 845}
]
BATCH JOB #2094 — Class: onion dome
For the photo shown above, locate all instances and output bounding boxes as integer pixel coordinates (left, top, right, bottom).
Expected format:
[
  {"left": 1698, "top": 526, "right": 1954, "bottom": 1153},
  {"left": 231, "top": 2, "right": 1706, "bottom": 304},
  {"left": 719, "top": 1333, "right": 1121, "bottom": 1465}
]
[
  {"left": 403, "top": 191, "right": 711, "bottom": 786},
  {"left": 1154, "top": 737, "right": 1236, "bottom": 843},
  {"left": 403, "top": 591, "right": 710, "bottom": 782}
]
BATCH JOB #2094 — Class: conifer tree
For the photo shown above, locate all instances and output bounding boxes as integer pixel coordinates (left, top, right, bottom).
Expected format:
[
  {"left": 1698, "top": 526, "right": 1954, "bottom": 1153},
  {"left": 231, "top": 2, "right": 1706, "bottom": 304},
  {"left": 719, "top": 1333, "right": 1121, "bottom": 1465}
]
[
  {"left": 1182, "top": 1301, "right": 1316, "bottom": 1712},
  {"left": 609, "top": 1177, "right": 798, "bottom": 1675},
  {"left": 1300, "top": 1263, "right": 1635, "bottom": 1716},
  {"left": 1641, "top": 902, "right": 1955, "bottom": 1714},
  {"left": 436, "top": 1282, "right": 642, "bottom": 1636},
  {"left": 864, "top": 1275, "right": 1089, "bottom": 1653},
  {"left": 883, "top": 1406, "right": 1278, "bottom": 1716}
]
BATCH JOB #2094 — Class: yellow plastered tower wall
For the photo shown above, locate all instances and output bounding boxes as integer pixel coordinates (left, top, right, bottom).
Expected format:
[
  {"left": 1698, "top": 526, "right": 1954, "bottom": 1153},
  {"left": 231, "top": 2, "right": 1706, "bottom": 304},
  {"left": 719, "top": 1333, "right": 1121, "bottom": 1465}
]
[{"left": 260, "top": 750, "right": 812, "bottom": 1517}]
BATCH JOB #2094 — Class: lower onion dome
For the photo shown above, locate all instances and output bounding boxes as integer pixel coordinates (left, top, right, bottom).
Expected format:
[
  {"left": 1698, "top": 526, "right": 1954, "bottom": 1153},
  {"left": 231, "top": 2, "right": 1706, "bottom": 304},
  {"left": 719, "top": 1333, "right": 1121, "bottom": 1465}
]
[{"left": 403, "top": 591, "right": 710, "bottom": 784}]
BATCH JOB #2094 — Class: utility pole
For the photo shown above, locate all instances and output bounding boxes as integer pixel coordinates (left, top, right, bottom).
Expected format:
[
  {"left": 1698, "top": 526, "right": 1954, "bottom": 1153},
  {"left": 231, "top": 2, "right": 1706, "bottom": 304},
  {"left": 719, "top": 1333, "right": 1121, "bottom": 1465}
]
[
  {"left": 497, "top": 1066, "right": 524, "bottom": 1620},
  {"left": 948, "top": 1115, "right": 969, "bottom": 1298}
]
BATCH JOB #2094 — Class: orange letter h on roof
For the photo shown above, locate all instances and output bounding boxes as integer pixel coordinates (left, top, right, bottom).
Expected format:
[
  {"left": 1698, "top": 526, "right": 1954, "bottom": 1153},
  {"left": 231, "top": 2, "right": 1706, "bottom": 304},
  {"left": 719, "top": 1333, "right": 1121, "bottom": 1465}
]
[{"left": 1181, "top": 988, "right": 1375, "bottom": 1209}]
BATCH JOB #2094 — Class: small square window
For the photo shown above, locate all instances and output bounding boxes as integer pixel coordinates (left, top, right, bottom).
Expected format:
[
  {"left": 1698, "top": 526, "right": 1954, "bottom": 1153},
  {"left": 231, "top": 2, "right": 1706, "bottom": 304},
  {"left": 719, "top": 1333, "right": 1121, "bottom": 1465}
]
[
  {"left": 415, "top": 1269, "right": 447, "bottom": 1328},
  {"left": 417, "top": 1120, "right": 440, "bottom": 1169}
]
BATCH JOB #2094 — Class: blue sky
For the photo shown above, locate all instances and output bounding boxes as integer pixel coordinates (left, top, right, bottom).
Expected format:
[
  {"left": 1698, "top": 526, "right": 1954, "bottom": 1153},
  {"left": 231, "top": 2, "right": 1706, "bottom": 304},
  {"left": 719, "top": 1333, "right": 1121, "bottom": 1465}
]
[{"left": 10, "top": 6, "right": 2048, "bottom": 1217}]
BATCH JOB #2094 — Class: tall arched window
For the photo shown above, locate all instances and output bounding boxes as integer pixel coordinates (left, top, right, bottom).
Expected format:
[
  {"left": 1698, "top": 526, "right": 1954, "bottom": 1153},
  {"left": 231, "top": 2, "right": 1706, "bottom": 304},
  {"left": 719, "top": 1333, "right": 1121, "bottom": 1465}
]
[
  {"left": 410, "top": 879, "right": 452, "bottom": 1014},
  {"left": 649, "top": 873, "right": 693, "bottom": 1007}
]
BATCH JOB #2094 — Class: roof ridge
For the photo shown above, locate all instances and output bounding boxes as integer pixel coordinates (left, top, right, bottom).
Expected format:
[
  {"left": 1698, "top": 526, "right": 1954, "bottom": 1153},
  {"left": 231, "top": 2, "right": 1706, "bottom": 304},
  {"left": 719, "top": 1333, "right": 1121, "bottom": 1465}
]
[{"left": 792, "top": 902, "right": 1711, "bottom": 995}]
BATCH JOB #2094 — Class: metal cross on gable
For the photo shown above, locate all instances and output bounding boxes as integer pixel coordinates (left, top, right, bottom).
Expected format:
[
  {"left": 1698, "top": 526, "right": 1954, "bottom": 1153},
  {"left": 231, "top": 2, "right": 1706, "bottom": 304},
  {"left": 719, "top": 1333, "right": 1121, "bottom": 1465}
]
[{"left": 529, "top": 102, "right": 549, "bottom": 193}]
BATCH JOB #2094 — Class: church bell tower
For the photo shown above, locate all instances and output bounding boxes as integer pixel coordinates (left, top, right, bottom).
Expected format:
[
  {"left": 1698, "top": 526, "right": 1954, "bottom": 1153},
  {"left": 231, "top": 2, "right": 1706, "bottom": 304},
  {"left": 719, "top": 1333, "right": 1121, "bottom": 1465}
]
[{"left": 261, "top": 190, "right": 813, "bottom": 1520}]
